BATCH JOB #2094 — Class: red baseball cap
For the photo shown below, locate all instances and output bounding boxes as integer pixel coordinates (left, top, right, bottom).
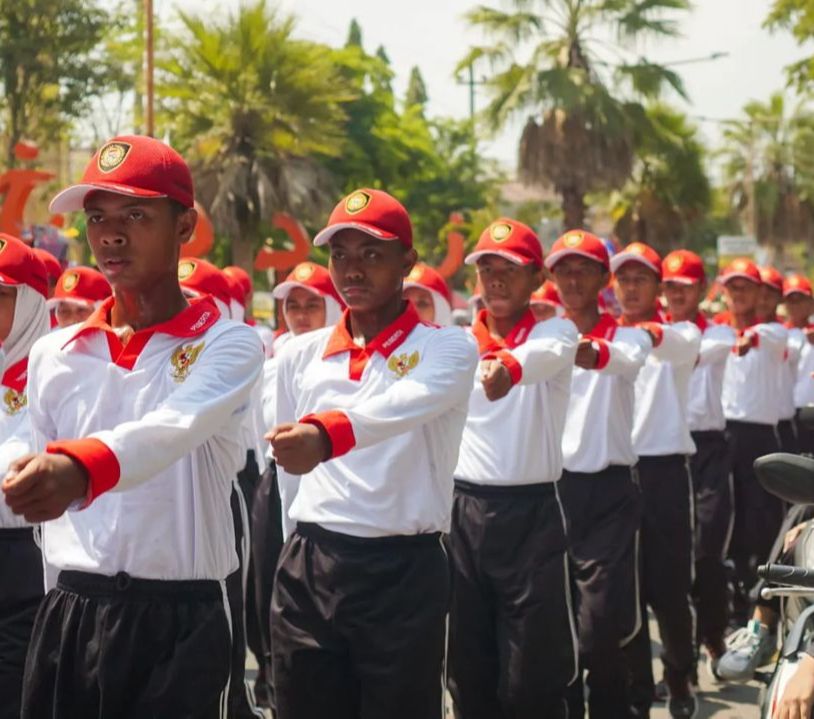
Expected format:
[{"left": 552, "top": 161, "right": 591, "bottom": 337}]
[
  {"left": 313, "top": 189, "right": 413, "bottom": 249},
  {"left": 545, "top": 230, "right": 609, "bottom": 271},
  {"left": 531, "top": 280, "right": 561, "bottom": 307},
  {"left": 759, "top": 266, "right": 784, "bottom": 293},
  {"left": 49, "top": 135, "right": 194, "bottom": 214},
  {"left": 784, "top": 273, "right": 813, "bottom": 297},
  {"left": 719, "top": 257, "right": 762, "bottom": 285},
  {"left": 272, "top": 262, "right": 344, "bottom": 306},
  {"left": 0, "top": 233, "right": 49, "bottom": 298},
  {"left": 49, "top": 266, "right": 111, "bottom": 307},
  {"left": 32, "top": 247, "right": 63, "bottom": 281},
  {"left": 662, "top": 249, "right": 705, "bottom": 285},
  {"left": 610, "top": 242, "right": 662, "bottom": 278},
  {"left": 223, "top": 266, "right": 252, "bottom": 305},
  {"left": 178, "top": 258, "right": 233, "bottom": 307},
  {"left": 403, "top": 263, "right": 453, "bottom": 306},
  {"left": 465, "top": 218, "right": 543, "bottom": 268}
]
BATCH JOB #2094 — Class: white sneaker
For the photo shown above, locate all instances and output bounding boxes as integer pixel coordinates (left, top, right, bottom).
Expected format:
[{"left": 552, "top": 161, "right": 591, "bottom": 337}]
[{"left": 717, "top": 620, "right": 776, "bottom": 681}]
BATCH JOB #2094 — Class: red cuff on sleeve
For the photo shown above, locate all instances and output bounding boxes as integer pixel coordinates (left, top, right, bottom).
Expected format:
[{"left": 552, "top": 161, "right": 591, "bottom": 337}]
[
  {"left": 751, "top": 332, "right": 760, "bottom": 348},
  {"left": 300, "top": 410, "right": 356, "bottom": 460},
  {"left": 46, "top": 438, "right": 120, "bottom": 507},
  {"left": 593, "top": 339, "right": 611, "bottom": 370},
  {"left": 483, "top": 349, "right": 523, "bottom": 385},
  {"left": 638, "top": 321, "right": 664, "bottom": 347}
]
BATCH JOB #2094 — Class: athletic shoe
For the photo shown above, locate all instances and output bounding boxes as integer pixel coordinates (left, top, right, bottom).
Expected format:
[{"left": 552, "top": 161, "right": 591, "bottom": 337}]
[
  {"left": 668, "top": 693, "right": 698, "bottom": 718},
  {"left": 716, "top": 620, "right": 776, "bottom": 681}
]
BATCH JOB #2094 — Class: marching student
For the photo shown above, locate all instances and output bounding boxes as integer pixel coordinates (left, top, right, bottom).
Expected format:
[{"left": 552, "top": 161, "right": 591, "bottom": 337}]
[
  {"left": 447, "top": 219, "right": 578, "bottom": 718},
  {"left": 178, "top": 256, "right": 235, "bottom": 318},
  {"left": 2, "top": 135, "right": 264, "bottom": 718},
  {"left": 49, "top": 266, "right": 111, "bottom": 329},
  {"left": 0, "top": 235, "right": 49, "bottom": 719},
  {"left": 547, "top": 230, "right": 651, "bottom": 719},
  {"left": 784, "top": 274, "right": 814, "bottom": 454},
  {"left": 267, "top": 188, "right": 478, "bottom": 719},
  {"left": 530, "top": 279, "right": 563, "bottom": 322},
  {"left": 662, "top": 249, "right": 736, "bottom": 676},
  {"left": 718, "top": 258, "right": 788, "bottom": 624},
  {"left": 611, "top": 243, "right": 701, "bottom": 718},
  {"left": 760, "top": 266, "right": 799, "bottom": 453},
  {"left": 402, "top": 262, "right": 453, "bottom": 326}
]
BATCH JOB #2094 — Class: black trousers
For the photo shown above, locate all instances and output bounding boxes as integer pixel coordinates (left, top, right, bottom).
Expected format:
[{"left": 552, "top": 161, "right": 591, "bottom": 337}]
[
  {"left": 626, "top": 455, "right": 695, "bottom": 712},
  {"left": 796, "top": 409, "right": 814, "bottom": 456},
  {"left": 250, "top": 461, "right": 284, "bottom": 706},
  {"left": 726, "top": 421, "right": 784, "bottom": 622},
  {"left": 0, "top": 528, "right": 43, "bottom": 719},
  {"left": 778, "top": 417, "right": 800, "bottom": 454},
  {"left": 690, "top": 431, "right": 733, "bottom": 651},
  {"left": 271, "top": 522, "right": 449, "bottom": 719},
  {"left": 558, "top": 465, "right": 642, "bottom": 719},
  {"left": 22, "top": 570, "right": 232, "bottom": 719},
  {"left": 446, "top": 480, "right": 576, "bottom": 719}
]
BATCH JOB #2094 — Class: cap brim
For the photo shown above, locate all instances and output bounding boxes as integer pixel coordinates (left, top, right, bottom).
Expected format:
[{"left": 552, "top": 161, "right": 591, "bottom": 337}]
[
  {"left": 313, "top": 221, "right": 399, "bottom": 247},
  {"left": 0, "top": 276, "right": 21, "bottom": 288},
  {"left": 718, "top": 272, "right": 761, "bottom": 285},
  {"left": 49, "top": 182, "right": 166, "bottom": 214},
  {"left": 47, "top": 297, "right": 94, "bottom": 309},
  {"left": 465, "top": 250, "right": 532, "bottom": 266},
  {"left": 272, "top": 281, "right": 324, "bottom": 300},
  {"left": 545, "top": 248, "right": 608, "bottom": 271},
  {"left": 784, "top": 289, "right": 813, "bottom": 298},
  {"left": 663, "top": 276, "right": 700, "bottom": 286},
  {"left": 610, "top": 253, "right": 660, "bottom": 276}
]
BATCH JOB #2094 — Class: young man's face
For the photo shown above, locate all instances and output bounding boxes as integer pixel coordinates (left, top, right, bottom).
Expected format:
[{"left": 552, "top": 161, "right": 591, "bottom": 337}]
[
  {"left": 476, "top": 255, "right": 540, "bottom": 319},
  {"left": 613, "top": 262, "right": 661, "bottom": 318},
  {"left": 328, "top": 229, "right": 416, "bottom": 313},
  {"left": 784, "top": 292, "right": 814, "bottom": 327},
  {"left": 55, "top": 301, "right": 94, "bottom": 328},
  {"left": 551, "top": 256, "right": 608, "bottom": 314},
  {"left": 403, "top": 286, "right": 435, "bottom": 323},
  {"left": 757, "top": 284, "right": 782, "bottom": 321},
  {"left": 0, "top": 285, "right": 16, "bottom": 341},
  {"left": 723, "top": 278, "right": 760, "bottom": 316},
  {"left": 663, "top": 281, "right": 704, "bottom": 322},
  {"left": 284, "top": 287, "right": 326, "bottom": 335},
  {"left": 85, "top": 192, "right": 197, "bottom": 291}
]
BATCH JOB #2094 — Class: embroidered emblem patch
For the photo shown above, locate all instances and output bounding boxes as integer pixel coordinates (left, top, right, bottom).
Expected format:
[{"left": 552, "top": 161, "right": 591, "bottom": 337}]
[
  {"left": 489, "top": 223, "right": 512, "bottom": 243},
  {"left": 294, "top": 263, "right": 316, "bottom": 281},
  {"left": 407, "top": 265, "right": 424, "bottom": 282},
  {"left": 170, "top": 341, "right": 205, "bottom": 383},
  {"left": 628, "top": 243, "right": 646, "bottom": 255},
  {"left": 178, "top": 260, "right": 196, "bottom": 281},
  {"left": 666, "top": 255, "right": 683, "bottom": 273},
  {"left": 62, "top": 271, "right": 80, "bottom": 292},
  {"left": 3, "top": 388, "right": 26, "bottom": 416},
  {"left": 733, "top": 258, "right": 750, "bottom": 272},
  {"left": 345, "top": 191, "right": 371, "bottom": 215},
  {"left": 387, "top": 351, "right": 420, "bottom": 378},
  {"left": 563, "top": 232, "right": 583, "bottom": 248},
  {"left": 97, "top": 142, "right": 131, "bottom": 173}
]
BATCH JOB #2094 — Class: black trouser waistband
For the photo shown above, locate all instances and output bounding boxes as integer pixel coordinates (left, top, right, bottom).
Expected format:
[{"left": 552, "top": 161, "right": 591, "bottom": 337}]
[
  {"left": 453, "top": 478, "right": 557, "bottom": 498},
  {"left": 295, "top": 522, "right": 441, "bottom": 549},
  {"left": 691, "top": 430, "right": 726, "bottom": 441},
  {"left": 561, "top": 464, "right": 633, "bottom": 482},
  {"left": 0, "top": 527, "right": 35, "bottom": 540},
  {"left": 637, "top": 453, "right": 688, "bottom": 464},
  {"left": 56, "top": 570, "right": 223, "bottom": 601},
  {"left": 726, "top": 420, "right": 775, "bottom": 430}
]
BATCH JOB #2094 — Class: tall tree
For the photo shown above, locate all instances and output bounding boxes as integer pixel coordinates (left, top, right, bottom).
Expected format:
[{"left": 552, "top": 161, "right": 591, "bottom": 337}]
[
  {"left": 458, "top": 0, "right": 690, "bottom": 228},
  {"left": 0, "top": 0, "right": 116, "bottom": 167},
  {"left": 158, "top": 0, "right": 353, "bottom": 272},
  {"left": 346, "top": 18, "right": 363, "bottom": 48},
  {"left": 405, "top": 66, "right": 429, "bottom": 109},
  {"left": 766, "top": 0, "right": 814, "bottom": 88}
]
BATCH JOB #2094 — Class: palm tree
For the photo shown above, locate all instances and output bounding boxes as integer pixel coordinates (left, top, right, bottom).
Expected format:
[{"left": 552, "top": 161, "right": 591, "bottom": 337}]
[
  {"left": 158, "top": 0, "right": 353, "bottom": 271},
  {"left": 458, "top": 0, "right": 690, "bottom": 228}
]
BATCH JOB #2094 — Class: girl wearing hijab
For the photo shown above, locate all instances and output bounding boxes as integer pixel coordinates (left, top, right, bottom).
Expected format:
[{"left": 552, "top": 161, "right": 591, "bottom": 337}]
[{"left": 403, "top": 262, "right": 454, "bottom": 326}]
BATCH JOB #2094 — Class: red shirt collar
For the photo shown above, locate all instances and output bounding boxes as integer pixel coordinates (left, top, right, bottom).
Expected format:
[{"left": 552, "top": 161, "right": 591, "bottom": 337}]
[
  {"left": 62, "top": 296, "right": 221, "bottom": 350},
  {"left": 665, "top": 310, "right": 709, "bottom": 332},
  {"left": 619, "top": 309, "right": 664, "bottom": 327},
  {"left": 323, "top": 302, "right": 420, "bottom": 361},
  {"left": 471, "top": 308, "right": 537, "bottom": 354},
  {"left": 582, "top": 313, "right": 618, "bottom": 341},
  {"left": 1, "top": 358, "right": 28, "bottom": 393}
]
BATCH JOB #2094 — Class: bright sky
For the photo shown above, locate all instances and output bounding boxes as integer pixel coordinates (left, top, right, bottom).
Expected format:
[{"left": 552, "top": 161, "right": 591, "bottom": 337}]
[{"left": 168, "top": 0, "right": 809, "bottom": 169}]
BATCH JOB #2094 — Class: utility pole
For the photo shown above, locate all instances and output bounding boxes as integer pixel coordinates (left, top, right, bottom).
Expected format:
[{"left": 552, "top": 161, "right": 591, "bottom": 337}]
[
  {"left": 144, "top": 0, "right": 154, "bottom": 137},
  {"left": 457, "top": 63, "right": 485, "bottom": 120}
]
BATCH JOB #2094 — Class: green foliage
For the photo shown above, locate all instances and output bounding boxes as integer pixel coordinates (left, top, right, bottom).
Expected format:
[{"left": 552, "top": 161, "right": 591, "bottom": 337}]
[
  {"left": 405, "top": 67, "right": 429, "bottom": 109},
  {"left": 766, "top": 0, "right": 814, "bottom": 88}
]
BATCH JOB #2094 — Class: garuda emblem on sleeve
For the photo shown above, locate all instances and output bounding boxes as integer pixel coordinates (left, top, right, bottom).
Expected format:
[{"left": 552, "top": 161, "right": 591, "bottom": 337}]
[
  {"left": 170, "top": 341, "right": 205, "bottom": 383},
  {"left": 387, "top": 351, "right": 420, "bottom": 379}
]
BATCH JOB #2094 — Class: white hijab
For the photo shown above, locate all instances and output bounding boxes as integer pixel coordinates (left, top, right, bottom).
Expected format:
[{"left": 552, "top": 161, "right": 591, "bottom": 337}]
[
  {"left": 5, "top": 283, "right": 50, "bottom": 370},
  {"left": 281, "top": 293, "right": 343, "bottom": 330}
]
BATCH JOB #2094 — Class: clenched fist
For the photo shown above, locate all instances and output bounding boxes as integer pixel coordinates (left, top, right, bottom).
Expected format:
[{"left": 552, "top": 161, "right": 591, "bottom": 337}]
[
  {"left": 575, "top": 338, "right": 599, "bottom": 370},
  {"left": 3, "top": 452, "right": 89, "bottom": 522},
  {"left": 266, "top": 422, "right": 331, "bottom": 475},
  {"left": 480, "top": 359, "right": 512, "bottom": 402}
]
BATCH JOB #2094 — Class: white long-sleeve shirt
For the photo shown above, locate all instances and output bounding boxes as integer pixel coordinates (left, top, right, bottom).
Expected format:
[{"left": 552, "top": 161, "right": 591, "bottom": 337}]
[
  {"left": 562, "top": 314, "right": 651, "bottom": 473},
  {"left": 455, "top": 310, "right": 578, "bottom": 485},
  {"left": 780, "top": 325, "right": 801, "bottom": 420},
  {"left": 0, "top": 358, "right": 35, "bottom": 530},
  {"left": 789, "top": 327, "right": 814, "bottom": 408},
  {"left": 631, "top": 320, "right": 701, "bottom": 456},
  {"left": 722, "top": 321, "right": 789, "bottom": 425},
  {"left": 28, "top": 297, "right": 263, "bottom": 580},
  {"left": 686, "top": 316, "right": 736, "bottom": 433},
  {"left": 274, "top": 303, "right": 478, "bottom": 538}
]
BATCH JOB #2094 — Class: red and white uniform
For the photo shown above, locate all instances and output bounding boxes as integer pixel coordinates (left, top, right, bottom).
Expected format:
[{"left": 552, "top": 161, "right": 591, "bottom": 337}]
[
  {"left": 29, "top": 298, "right": 263, "bottom": 579},
  {"left": 274, "top": 303, "right": 478, "bottom": 538},
  {"left": 454, "top": 310, "right": 577, "bottom": 484},
  {"left": 686, "top": 314, "right": 736, "bottom": 432}
]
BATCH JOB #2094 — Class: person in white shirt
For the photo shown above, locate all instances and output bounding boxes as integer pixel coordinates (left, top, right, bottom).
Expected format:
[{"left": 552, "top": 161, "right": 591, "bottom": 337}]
[
  {"left": 717, "top": 258, "right": 788, "bottom": 626},
  {"left": 2, "top": 135, "right": 264, "bottom": 718},
  {"left": 662, "top": 249, "right": 736, "bottom": 676},
  {"left": 610, "top": 243, "right": 701, "bottom": 719},
  {"left": 547, "top": 230, "right": 651, "bottom": 719},
  {"left": 784, "top": 274, "right": 814, "bottom": 454},
  {"left": 402, "top": 262, "right": 453, "bottom": 326},
  {"left": 447, "top": 219, "right": 578, "bottom": 718},
  {"left": 266, "top": 188, "right": 478, "bottom": 719},
  {"left": 0, "top": 235, "right": 49, "bottom": 719}
]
